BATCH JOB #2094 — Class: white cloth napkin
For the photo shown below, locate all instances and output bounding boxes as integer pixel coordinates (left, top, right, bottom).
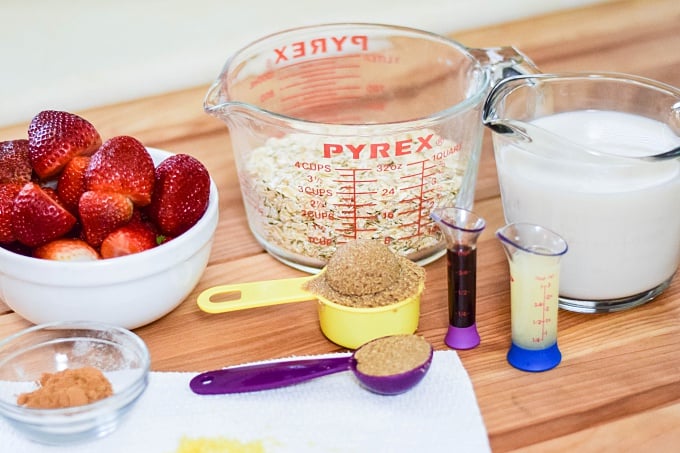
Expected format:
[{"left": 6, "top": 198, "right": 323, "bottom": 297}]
[{"left": 1, "top": 351, "right": 490, "bottom": 452}]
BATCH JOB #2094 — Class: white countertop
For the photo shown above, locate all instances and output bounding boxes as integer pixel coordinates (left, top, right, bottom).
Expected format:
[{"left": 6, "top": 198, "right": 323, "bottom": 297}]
[{"left": 0, "top": 0, "right": 602, "bottom": 127}]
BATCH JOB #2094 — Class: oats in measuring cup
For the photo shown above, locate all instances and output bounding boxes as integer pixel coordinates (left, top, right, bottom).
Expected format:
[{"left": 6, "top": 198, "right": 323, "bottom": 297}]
[{"left": 244, "top": 129, "right": 467, "bottom": 262}]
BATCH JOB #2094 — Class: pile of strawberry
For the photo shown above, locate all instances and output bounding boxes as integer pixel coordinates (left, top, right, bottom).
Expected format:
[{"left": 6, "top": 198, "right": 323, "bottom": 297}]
[{"left": 0, "top": 110, "right": 211, "bottom": 261}]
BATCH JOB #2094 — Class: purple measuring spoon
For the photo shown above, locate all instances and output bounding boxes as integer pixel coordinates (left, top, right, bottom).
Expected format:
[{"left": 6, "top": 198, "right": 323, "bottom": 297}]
[{"left": 190, "top": 341, "right": 433, "bottom": 396}]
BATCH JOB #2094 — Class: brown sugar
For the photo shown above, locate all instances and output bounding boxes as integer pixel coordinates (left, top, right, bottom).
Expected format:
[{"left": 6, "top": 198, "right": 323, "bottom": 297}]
[
  {"left": 17, "top": 366, "right": 113, "bottom": 409},
  {"left": 324, "top": 239, "right": 401, "bottom": 295},
  {"left": 303, "top": 240, "right": 425, "bottom": 308},
  {"left": 354, "top": 334, "right": 432, "bottom": 376}
]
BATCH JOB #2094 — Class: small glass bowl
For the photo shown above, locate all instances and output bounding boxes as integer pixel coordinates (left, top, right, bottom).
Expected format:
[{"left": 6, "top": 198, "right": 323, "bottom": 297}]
[{"left": 0, "top": 321, "right": 150, "bottom": 445}]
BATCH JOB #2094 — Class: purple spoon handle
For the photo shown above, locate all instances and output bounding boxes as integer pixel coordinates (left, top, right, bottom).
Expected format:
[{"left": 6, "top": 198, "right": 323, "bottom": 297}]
[{"left": 190, "top": 355, "right": 353, "bottom": 394}]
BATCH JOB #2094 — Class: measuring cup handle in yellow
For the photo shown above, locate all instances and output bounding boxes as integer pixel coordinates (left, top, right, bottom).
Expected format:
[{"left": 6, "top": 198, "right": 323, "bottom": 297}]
[{"left": 197, "top": 276, "right": 315, "bottom": 314}]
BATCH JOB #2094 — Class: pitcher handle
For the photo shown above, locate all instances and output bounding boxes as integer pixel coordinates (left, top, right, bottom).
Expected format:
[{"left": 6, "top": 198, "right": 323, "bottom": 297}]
[{"left": 469, "top": 46, "right": 541, "bottom": 83}]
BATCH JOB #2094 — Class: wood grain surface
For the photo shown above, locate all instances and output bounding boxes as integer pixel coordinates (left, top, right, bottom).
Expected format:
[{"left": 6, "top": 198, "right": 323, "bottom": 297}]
[{"left": 1, "top": 0, "right": 679, "bottom": 451}]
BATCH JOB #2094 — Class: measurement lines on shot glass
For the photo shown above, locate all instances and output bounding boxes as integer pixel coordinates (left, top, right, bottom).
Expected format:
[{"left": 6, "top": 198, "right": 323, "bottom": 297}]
[
  {"left": 533, "top": 275, "right": 555, "bottom": 343},
  {"left": 333, "top": 167, "right": 377, "bottom": 241},
  {"left": 398, "top": 159, "right": 437, "bottom": 239}
]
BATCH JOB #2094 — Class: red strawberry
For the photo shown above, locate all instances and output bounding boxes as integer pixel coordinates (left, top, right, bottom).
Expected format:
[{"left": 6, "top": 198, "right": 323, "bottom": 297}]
[
  {"left": 12, "top": 182, "right": 77, "bottom": 247},
  {"left": 57, "top": 156, "right": 90, "bottom": 214},
  {"left": 33, "top": 238, "right": 100, "bottom": 261},
  {"left": 0, "top": 140, "right": 32, "bottom": 184},
  {"left": 27, "top": 110, "right": 101, "bottom": 179},
  {"left": 147, "top": 154, "right": 210, "bottom": 236},
  {"left": 0, "top": 183, "right": 23, "bottom": 243},
  {"left": 85, "top": 136, "right": 155, "bottom": 206},
  {"left": 78, "top": 191, "right": 134, "bottom": 247},
  {"left": 100, "top": 219, "right": 158, "bottom": 258},
  {"left": 41, "top": 186, "right": 59, "bottom": 200}
]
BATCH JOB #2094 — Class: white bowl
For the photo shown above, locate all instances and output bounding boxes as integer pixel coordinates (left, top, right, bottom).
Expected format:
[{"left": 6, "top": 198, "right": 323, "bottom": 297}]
[
  {"left": 0, "top": 321, "right": 150, "bottom": 445},
  {"left": 0, "top": 148, "right": 219, "bottom": 329}
]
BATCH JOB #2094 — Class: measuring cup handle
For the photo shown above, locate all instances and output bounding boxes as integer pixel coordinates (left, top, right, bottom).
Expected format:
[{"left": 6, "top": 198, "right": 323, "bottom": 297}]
[
  {"left": 469, "top": 46, "right": 541, "bottom": 82},
  {"left": 197, "top": 276, "right": 315, "bottom": 314}
]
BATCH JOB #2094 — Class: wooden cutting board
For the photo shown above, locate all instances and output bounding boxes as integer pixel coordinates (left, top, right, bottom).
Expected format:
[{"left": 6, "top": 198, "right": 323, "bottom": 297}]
[{"left": 1, "top": 0, "right": 679, "bottom": 451}]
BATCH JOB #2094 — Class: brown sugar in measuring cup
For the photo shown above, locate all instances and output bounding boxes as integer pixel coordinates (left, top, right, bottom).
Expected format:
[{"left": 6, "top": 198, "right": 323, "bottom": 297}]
[
  {"left": 303, "top": 239, "right": 425, "bottom": 308},
  {"left": 354, "top": 334, "right": 432, "bottom": 376},
  {"left": 325, "top": 239, "right": 401, "bottom": 295},
  {"left": 197, "top": 239, "right": 426, "bottom": 348}
]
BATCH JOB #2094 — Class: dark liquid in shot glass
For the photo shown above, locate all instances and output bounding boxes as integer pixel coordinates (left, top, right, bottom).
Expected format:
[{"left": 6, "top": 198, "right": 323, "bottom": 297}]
[{"left": 447, "top": 246, "right": 477, "bottom": 328}]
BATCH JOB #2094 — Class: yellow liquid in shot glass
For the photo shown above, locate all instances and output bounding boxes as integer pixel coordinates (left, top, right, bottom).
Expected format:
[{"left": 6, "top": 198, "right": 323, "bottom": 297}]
[{"left": 509, "top": 253, "right": 560, "bottom": 350}]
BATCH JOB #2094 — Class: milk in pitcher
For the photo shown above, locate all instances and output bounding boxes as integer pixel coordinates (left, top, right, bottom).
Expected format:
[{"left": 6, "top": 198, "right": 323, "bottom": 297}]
[{"left": 497, "top": 110, "right": 680, "bottom": 301}]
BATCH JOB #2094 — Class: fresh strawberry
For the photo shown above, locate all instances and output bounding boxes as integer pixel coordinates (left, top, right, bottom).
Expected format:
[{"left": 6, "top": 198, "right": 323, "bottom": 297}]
[
  {"left": 100, "top": 219, "right": 158, "bottom": 258},
  {"left": 33, "top": 238, "right": 100, "bottom": 262},
  {"left": 0, "top": 183, "right": 23, "bottom": 243},
  {"left": 12, "top": 182, "right": 77, "bottom": 247},
  {"left": 78, "top": 190, "right": 134, "bottom": 247},
  {"left": 41, "top": 186, "right": 59, "bottom": 200},
  {"left": 147, "top": 154, "right": 210, "bottom": 236},
  {"left": 57, "top": 155, "right": 90, "bottom": 214},
  {"left": 85, "top": 136, "right": 154, "bottom": 206},
  {"left": 0, "top": 140, "right": 32, "bottom": 184},
  {"left": 27, "top": 110, "right": 101, "bottom": 179}
]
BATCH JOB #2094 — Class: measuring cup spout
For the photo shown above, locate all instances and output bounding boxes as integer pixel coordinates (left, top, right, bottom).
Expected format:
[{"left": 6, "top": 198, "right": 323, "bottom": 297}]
[
  {"left": 203, "top": 78, "right": 264, "bottom": 125},
  {"left": 430, "top": 207, "right": 486, "bottom": 350},
  {"left": 203, "top": 79, "right": 229, "bottom": 117}
]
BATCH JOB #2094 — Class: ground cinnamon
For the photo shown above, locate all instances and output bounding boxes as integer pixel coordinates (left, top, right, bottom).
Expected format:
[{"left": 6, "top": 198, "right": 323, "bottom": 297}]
[{"left": 17, "top": 366, "right": 113, "bottom": 409}]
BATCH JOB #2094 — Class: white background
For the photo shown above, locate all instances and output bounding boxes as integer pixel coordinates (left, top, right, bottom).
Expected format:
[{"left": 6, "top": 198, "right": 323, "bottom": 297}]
[{"left": 0, "top": 0, "right": 604, "bottom": 126}]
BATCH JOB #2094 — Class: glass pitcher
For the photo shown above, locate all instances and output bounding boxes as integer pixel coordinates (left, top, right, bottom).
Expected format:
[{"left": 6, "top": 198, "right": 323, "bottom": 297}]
[{"left": 484, "top": 72, "right": 680, "bottom": 313}]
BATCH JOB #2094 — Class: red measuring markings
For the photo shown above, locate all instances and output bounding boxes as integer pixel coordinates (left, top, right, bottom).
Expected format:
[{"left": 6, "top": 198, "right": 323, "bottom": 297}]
[
  {"left": 531, "top": 278, "right": 555, "bottom": 342},
  {"left": 277, "top": 57, "right": 361, "bottom": 85},
  {"left": 332, "top": 167, "right": 378, "bottom": 241},
  {"left": 397, "top": 159, "right": 437, "bottom": 240},
  {"left": 330, "top": 158, "right": 438, "bottom": 245},
  {"left": 275, "top": 56, "right": 364, "bottom": 118}
]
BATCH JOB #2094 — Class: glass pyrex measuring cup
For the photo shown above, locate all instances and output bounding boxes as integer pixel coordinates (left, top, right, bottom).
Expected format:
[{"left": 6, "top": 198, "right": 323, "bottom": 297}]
[
  {"left": 204, "top": 23, "right": 537, "bottom": 272},
  {"left": 484, "top": 73, "right": 680, "bottom": 313}
]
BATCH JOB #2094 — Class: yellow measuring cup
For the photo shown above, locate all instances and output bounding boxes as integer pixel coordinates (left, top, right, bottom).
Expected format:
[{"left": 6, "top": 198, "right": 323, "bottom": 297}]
[{"left": 197, "top": 274, "right": 423, "bottom": 349}]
